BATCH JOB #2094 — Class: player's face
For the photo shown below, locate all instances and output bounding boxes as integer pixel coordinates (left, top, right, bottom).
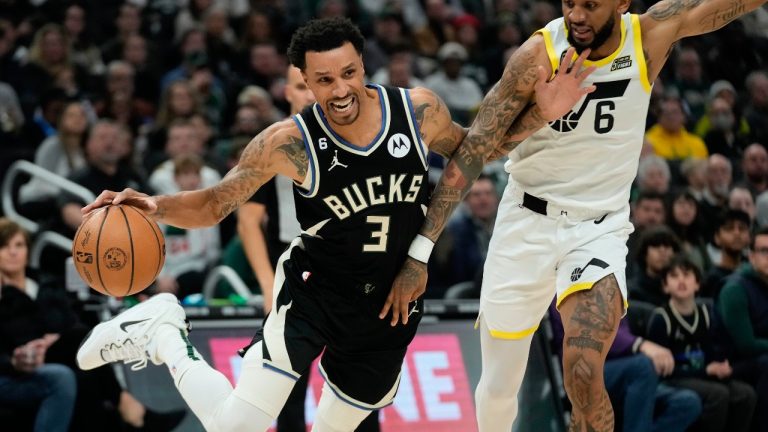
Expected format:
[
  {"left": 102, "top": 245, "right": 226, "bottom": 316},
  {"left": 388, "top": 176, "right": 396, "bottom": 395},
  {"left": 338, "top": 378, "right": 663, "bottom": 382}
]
[
  {"left": 303, "top": 42, "right": 366, "bottom": 126},
  {"left": 285, "top": 66, "right": 316, "bottom": 115},
  {"left": 563, "top": 0, "right": 620, "bottom": 53},
  {"left": 0, "top": 232, "right": 28, "bottom": 275},
  {"left": 663, "top": 267, "right": 698, "bottom": 301}
]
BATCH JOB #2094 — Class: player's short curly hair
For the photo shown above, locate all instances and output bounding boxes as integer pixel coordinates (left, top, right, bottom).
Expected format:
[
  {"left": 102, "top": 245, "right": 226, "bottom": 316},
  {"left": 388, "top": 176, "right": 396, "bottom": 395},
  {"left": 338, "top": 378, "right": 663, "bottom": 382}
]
[{"left": 287, "top": 17, "right": 365, "bottom": 71}]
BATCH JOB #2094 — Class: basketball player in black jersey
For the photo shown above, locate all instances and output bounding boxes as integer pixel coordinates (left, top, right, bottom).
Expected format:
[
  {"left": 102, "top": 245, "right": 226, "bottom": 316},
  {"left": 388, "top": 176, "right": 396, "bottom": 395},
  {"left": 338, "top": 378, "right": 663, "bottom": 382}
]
[
  {"left": 75, "top": 17, "right": 588, "bottom": 431},
  {"left": 238, "top": 65, "right": 379, "bottom": 431}
]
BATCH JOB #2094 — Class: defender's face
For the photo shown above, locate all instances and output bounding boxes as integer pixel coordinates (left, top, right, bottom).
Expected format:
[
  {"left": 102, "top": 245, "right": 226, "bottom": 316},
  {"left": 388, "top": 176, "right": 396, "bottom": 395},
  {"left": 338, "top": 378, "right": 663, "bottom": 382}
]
[
  {"left": 303, "top": 42, "right": 366, "bottom": 127},
  {"left": 563, "top": 0, "right": 621, "bottom": 53}
]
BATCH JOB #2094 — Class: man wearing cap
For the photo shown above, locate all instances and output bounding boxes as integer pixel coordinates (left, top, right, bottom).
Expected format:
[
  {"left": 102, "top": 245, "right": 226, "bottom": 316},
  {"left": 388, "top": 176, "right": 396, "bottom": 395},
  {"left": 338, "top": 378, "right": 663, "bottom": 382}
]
[{"left": 424, "top": 42, "right": 483, "bottom": 124}]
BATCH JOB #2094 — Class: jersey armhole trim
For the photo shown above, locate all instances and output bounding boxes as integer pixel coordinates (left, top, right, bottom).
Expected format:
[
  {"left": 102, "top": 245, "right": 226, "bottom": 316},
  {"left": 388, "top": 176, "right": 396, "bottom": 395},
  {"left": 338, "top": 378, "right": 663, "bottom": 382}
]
[
  {"left": 291, "top": 114, "right": 320, "bottom": 197},
  {"left": 631, "top": 14, "right": 652, "bottom": 93},
  {"left": 403, "top": 88, "right": 429, "bottom": 171},
  {"left": 536, "top": 28, "right": 559, "bottom": 79}
]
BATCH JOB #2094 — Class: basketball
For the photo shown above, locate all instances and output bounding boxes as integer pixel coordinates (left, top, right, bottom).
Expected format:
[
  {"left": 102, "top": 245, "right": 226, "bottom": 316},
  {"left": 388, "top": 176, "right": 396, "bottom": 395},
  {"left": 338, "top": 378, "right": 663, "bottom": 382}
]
[{"left": 71, "top": 204, "right": 165, "bottom": 297}]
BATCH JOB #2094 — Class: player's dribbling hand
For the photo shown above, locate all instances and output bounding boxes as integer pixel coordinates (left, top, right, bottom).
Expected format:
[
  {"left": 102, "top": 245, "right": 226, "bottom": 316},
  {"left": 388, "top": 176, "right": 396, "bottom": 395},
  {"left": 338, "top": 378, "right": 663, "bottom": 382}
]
[
  {"left": 380, "top": 257, "right": 427, "bottom": 326},
  {"left": 82, "top": 188, "right": 158, "bottom": 216},
  {"left": 534, "top": 47, "right": 597, "bottom": 122}
]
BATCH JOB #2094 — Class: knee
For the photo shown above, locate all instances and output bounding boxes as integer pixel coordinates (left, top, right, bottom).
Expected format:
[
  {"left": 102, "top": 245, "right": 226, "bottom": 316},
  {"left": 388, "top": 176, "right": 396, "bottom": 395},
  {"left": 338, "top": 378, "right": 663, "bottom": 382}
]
[
  {"left": 669, "top": 388, "right": 703, "bottom": 419},
  {"left": 38, "top": 364, "right": 77, "bottom": 399}
]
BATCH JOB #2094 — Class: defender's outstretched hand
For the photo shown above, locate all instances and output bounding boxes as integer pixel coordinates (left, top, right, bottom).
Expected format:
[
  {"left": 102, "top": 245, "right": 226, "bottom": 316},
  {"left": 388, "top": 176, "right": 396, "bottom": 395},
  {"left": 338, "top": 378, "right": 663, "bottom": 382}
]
[
  {"left": 534, "top": 47, "right": 597, "bottom": 122},
  {"left": 81, "top": 188, "right": 158, "bottom": 216},
  {"left": 380, "top": 258, "right": 427, "bottom": 326}
]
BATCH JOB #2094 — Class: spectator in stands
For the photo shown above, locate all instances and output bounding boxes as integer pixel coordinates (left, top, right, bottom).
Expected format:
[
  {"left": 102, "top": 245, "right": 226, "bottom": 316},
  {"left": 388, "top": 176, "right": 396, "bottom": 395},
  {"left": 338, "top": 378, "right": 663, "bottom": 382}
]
[
  {"left": 100, "top": 2, "right": 143, "bottom": 63},
  {"left": 18, "top": 86, "right": 69, "bottom": 159},
  {"left": 149, "top": 119, "right": 220, "bottom": 195},
  {"left": 370, "top": 45, "right": 425, "bottom": 89},
  {"left": 0, "top": 220, "right": 76, "bottom": 432},
  {"left": 681, "top": 157, "right": 709, "bottom": 201},
  {"left": 425, "top": 42, "right": 483, "bottom": 125},
  {"left": 236, "top": 85, "right": 284, "bottom": 133},
  {"left": 647, "top": 255, "right": 756, "bottom": 432},
  {"left": 59, "top": 121, "right": 145, "bottom": 234},
  {"left": 756, "top": 191, "right": 768, "bottom": 229},
  {"left": 629, "top": 226, "right": 682, "bottom": 306},
  {"left": 627, "top": 192, "right": 667, "bottom": 278},
  {"left": 694, "top": 80, "right": 750, "bottom": 140},
  {"left": 739, "top": 143, "right": 768, "bottom": 198},
  {"left": 667, "top": 190, "right": 710, "bottom": 273},
  {"left": 62, "top": 3, "right": 105, "bottom": 78},
  {"left": 18, "top": 100, "right": 88, "bottom": 222},
  {"left": 703, "top": 97, "right": 750, "bottom": 165},
  {"left": 729, "top": 187, "right": 756, "bottom": 226},
  {"left": 238, "top": 42, "right": 284, "bottom": 93},
  {"left": 17, "top": 24, "right": 82, "bottom": 118},
  {"left": 669, "top": 48, "right": 709, "bottom": 124},
  {"left": 700, "top": 155, "right": 733, "bottom": 239},
  {"left": 550, "top": 304, "right": 702, "bottom": 432},
  {"left": 429, "top": 174, "right": 498, "bottom": 298},
  {"left": 156, "top": 154, "right": 220, "bottom": 300},
  {"left": 175, "top": 0, "right": 214, "bottom": 42},
  {"left": 0, "top": 218, "right": 184, "bottom": 431},
  {"left": 646, "top": 96, "right": 708, "bottom": 161},
  {"left": 744, "top": 71, "right": 768, "bottom": 145},
  {"left": 716, "top": 227, "right": 768, "bottom": 432},
  {"left": 160, "top": 28, "right": 209, "bottom": 91},
  {"left": 363, "top": 7, "right": 410, "bottom": 78},
  {"left": 145, "top": 79, "right": 202, "bottom": 168},
  {"left": 701, "top": 210, "right": 751, "bottom": 299},
  {"left": 636, "top": 155, "right": 671, "bottom": 196},
  {"left": 238, "top": 11, "right": 277, "bottom": 54},
  {"left": 120, "top": 34, "right": 160, "bottom": 112}
]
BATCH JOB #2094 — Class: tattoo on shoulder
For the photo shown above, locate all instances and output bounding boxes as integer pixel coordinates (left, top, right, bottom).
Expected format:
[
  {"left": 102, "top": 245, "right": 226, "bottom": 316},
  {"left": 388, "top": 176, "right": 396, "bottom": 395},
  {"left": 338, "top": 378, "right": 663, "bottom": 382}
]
[
  {"left": 275, "top": 135, "right": 308, "bottom": 178},
  {"left": 648, "top": 0, "right": 705, "bottom": 20}
]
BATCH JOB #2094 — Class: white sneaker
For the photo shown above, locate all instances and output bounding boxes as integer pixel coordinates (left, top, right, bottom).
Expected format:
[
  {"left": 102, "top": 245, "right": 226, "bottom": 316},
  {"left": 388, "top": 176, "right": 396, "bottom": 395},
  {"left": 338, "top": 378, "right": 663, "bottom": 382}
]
[{"left": 77, "top": 293, "right": 188, "bottom": 371}]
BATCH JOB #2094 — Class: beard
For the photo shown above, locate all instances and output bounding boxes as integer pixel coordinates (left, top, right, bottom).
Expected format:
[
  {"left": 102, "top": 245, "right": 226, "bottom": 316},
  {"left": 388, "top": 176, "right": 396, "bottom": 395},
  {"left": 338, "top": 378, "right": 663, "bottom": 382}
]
[{"left": 566, "top": 13, "right": 615, "bottom": 53}]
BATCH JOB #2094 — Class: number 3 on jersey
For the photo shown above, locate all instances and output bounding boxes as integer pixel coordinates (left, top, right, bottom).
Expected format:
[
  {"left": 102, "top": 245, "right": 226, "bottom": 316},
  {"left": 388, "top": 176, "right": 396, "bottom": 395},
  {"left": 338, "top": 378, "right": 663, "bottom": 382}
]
[{"left": 364, "top": 215, "right": 389, "bottom": 252}]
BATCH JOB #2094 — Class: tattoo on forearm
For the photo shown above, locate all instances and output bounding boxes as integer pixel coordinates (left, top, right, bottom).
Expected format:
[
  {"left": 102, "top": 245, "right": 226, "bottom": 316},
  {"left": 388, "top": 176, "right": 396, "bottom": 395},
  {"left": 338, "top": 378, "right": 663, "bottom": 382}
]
[
  {"left": 698, "top": 0, "right": 747, "bottom": 30},
  {"left": 421, "top": 50, "right": 538, "bottom": 240},
  {"left": 648, "top": 0, "right": 705, "bottom": 20},
  {"left": 275, "top": 135, "right": 308, "bottom": 178},
  {"left": 210, "top": 135, "right": 268, "bottom": 221}
]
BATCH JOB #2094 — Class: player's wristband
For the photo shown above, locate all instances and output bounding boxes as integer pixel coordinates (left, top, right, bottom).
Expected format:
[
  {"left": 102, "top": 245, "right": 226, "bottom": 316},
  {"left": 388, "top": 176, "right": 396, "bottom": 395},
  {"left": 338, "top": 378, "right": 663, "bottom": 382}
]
[{"left": 407, "top": 234, "right": 434, "bottom": 264}]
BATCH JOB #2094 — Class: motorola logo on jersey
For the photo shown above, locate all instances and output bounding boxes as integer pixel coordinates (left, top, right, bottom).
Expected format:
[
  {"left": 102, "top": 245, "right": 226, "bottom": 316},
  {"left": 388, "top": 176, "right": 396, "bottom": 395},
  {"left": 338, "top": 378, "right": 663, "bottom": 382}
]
[
  {"left": 387, "top": 133, "right": 411, "bottom": 158},
  {"left": 323, "top": 174, "right": 424, "bottom": 220}
]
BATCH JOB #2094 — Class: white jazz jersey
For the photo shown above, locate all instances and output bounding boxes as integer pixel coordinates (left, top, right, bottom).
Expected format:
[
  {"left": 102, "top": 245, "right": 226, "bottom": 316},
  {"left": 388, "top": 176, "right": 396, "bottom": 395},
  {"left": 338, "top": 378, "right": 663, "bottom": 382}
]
[{"left": 505, "top": 13, "right": 652, "bottom": 213}]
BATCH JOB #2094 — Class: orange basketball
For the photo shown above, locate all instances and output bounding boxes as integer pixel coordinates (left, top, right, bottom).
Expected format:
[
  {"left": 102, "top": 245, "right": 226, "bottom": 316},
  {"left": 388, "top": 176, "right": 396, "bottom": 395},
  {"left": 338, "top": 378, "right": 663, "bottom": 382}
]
[{"left": 71, "top": 204, "right": 165, "bottom": 297}]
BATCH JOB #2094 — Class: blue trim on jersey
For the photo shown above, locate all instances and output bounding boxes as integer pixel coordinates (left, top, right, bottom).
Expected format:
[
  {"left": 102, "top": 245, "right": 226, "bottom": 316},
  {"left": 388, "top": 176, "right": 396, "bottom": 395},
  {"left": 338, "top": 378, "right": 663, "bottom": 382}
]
[
  {"left": 263, "top": 362, "right": 300, "bottom": 381},
  {"left": 317, "top": 362, "right": 395, "bottom": 410},
  {"left": 291, "top": 114, "right": 316, "bottom": 197},
  {"left": 404, "top": 89, "right": 429, "bottom": 166},
  {"left": 316, "top": 84, "right": 387, "bottom": 152}
]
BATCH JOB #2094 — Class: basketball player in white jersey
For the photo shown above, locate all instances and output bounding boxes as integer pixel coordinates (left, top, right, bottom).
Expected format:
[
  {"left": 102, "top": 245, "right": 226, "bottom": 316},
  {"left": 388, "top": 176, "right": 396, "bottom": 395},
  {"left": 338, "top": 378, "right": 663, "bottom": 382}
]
[
  {"left": 383, "top": 0, "right": 768, "bottom": 430},
  {"left": 72, "top": 18, "right": 589, "bottom": 432}
]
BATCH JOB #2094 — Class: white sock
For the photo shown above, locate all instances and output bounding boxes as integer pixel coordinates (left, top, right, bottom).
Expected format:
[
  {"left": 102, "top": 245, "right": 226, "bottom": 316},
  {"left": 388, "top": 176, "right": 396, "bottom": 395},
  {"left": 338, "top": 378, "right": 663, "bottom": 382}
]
[{"left": 154, "top": 324, "right": 206, "bottom": 384}]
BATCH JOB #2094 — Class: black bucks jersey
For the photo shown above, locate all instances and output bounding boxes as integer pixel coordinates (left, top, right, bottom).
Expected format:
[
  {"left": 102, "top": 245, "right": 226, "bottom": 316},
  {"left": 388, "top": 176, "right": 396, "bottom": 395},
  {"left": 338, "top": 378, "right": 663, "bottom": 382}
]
[{"left": 290, "top": 84, "right": 430, "bottom": 294}]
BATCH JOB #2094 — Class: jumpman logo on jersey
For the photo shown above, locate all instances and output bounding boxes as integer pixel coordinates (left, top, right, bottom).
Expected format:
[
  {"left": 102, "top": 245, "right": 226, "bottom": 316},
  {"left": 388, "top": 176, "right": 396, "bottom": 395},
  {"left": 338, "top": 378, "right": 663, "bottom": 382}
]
[
  {"left": 408, "top": 301, "right": 419, "bottom": 317},
  {"left": 328, "top": 150, "right": 348, "bottom": 171}
]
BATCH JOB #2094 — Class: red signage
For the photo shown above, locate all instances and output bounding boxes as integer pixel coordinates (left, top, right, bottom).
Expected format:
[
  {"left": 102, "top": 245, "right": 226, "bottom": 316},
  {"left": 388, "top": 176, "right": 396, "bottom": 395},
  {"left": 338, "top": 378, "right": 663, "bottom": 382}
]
[{"left": 208, "top": 334, "right": 477, "bottom": 431}]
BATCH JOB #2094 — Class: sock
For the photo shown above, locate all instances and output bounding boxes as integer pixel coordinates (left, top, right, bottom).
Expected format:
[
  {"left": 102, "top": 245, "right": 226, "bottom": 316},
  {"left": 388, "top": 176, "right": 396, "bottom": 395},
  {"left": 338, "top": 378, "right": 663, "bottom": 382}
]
[{"left": 154, "top": 324, "right": 205, "bottom": 384}]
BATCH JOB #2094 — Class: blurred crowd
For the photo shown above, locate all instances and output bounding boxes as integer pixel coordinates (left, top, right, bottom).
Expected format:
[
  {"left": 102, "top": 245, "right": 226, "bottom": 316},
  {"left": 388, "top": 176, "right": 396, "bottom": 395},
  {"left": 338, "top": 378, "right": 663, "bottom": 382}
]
[{"left": 1, "top": 0, "right": 768, "bottom": 431}]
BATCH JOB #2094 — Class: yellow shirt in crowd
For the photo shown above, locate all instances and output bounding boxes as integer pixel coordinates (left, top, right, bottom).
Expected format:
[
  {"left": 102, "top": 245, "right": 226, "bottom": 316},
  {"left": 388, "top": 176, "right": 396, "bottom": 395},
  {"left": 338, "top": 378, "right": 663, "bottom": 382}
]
[{"left": 645, "top": 124, "right": 709, "bottom": 160}]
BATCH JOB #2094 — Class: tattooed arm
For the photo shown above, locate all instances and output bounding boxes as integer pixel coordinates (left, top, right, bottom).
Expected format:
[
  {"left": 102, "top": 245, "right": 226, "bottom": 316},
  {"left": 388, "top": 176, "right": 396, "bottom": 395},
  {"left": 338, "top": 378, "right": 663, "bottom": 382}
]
[
  {"left": 82, "top": 119, "right": 308, "bottom": 228},
  {"left": 641, "top": 0, "right": 766, "bottom": 80}
]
